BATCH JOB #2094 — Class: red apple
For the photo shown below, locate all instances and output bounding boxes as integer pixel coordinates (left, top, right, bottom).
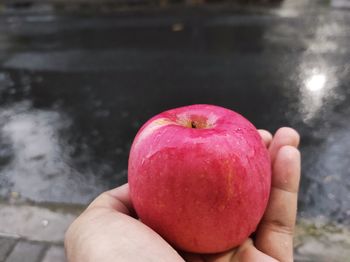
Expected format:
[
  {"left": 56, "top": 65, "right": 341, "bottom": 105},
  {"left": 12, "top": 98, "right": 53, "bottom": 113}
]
[{"left": 128, "top": 104, "right": 271, "bottom": 253}]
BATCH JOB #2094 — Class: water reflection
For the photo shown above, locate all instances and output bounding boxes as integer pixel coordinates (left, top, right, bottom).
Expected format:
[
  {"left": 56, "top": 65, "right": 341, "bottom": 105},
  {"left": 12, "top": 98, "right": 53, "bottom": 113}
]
[
  {"left": 305, "top": 73, "right": 326, "bottom": 92},
  {"left": 0, "top": 101, "right": 106, "bottom": 204},
  {"left": 297, "top": 50, "right": 341, "bottom": 123},
  {"left": 301, "top": 121, "right": 350, "bottom": 223},
  {"left": 297, "top": 64, "right": 339, "bottom": 123}
]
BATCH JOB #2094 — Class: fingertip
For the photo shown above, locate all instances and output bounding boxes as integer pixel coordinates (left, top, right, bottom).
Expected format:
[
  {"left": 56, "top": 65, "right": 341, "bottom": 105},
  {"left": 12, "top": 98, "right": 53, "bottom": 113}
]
[
  {"left": 258, "top": 129, "right": 273, "bottom": 147},
  {"left": 274, "top": 127, "right": 300, "bottom": 148},
  {"left": 107, "top": 183, "right": 130, "bottom": 198},
  {"left": 87, "top": 183, "right": 136, "bottom": 216},
  {"left": 269, "top": 127, "right": 300, "bottom": 162},
  {"left": 278, "top": 145, "right": 301, "bottom": 163}
]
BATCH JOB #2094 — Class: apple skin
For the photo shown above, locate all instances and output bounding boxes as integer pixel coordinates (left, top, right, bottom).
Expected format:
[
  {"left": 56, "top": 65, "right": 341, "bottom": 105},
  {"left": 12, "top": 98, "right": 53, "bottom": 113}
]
[{"left": 128, "top": 104, "right": 271, "bottom": 253}]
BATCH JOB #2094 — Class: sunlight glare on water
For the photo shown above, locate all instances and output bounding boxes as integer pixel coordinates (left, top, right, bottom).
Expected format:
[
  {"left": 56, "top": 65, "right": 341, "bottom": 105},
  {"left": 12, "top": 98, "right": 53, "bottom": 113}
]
[{"left": 305, "top": 73, "right": 326, "bottom": 92}]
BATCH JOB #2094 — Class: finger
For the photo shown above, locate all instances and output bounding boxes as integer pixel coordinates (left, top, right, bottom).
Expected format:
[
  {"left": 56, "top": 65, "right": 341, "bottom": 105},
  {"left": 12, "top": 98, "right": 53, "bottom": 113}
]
[
  {"left": 232, "top": 239, "right": 279, "bottom": 262},
  {"left": 203, "top": 239, "right": 277, "bottom": 262},
  {"left": 182, "top": 239, "right": 277, "bottom": 262},
  {"left": 258, "top": 129, "right": 273, "bottom": 147},
  {"left": 269, "top": 127, "right": 300, "bottom": 162},
  {"left": 87, "top": 183, "right": 136, "bottom": 216},
  {"left": 179, "top": 252, "right": 203, "bottom": 262},
  {"left": 255, "top": 146, "right": 301, "bottom": 262}
]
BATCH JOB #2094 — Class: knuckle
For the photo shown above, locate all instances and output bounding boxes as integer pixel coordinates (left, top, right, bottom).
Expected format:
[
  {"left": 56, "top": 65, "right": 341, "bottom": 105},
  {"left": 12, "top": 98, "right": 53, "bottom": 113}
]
[{"left": 261, "top": 220, "right": 295, "bottom": 236}]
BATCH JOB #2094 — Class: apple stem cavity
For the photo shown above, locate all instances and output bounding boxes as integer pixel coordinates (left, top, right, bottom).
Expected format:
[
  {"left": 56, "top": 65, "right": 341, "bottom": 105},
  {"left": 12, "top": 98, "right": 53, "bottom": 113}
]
[
  {"left": 187, "top": 116, "right": 210, "bottom": 129},
  {"left": 177, "top": 114, "right": 212, "bottom": 129}
]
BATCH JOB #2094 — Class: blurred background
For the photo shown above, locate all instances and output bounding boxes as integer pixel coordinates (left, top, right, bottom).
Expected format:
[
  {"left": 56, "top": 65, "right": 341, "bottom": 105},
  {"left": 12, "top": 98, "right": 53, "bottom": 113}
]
[{"left": 0, "top": 0, "right": 350, "bottom": 261}]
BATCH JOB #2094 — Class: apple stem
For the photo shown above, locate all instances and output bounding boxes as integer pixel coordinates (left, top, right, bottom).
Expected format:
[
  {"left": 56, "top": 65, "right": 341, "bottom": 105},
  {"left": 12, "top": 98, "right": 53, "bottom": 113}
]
[{"left": 191, "top": 121, "right": 197, "bottom": 128}]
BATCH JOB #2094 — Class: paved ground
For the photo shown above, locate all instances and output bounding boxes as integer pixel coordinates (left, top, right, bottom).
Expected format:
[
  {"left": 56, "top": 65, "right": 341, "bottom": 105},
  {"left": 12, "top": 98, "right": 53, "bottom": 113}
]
[
  {"left": 0, "top": 202, "right": 76, "bottom": 262},
  {"left": 0, "top": 199, "right": 81, "bottom": 262},
  {"left": 0, "top": 239, "right": 65, "bottom": 262},
  {"left": 0, "top": 200, "right": 350, "bottom": 261}
]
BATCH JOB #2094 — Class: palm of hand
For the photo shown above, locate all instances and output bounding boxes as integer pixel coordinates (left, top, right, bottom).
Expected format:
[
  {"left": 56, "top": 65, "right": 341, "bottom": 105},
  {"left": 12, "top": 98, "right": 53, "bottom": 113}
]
[{"left": 65, "top": 128, "right": 300, "bottom": 262}]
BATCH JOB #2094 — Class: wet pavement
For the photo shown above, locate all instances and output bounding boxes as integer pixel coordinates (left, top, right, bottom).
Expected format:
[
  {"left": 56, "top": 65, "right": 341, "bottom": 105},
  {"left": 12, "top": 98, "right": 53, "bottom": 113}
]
[{"left": 0, "top": 0, "right": 350, "bottom": 256}]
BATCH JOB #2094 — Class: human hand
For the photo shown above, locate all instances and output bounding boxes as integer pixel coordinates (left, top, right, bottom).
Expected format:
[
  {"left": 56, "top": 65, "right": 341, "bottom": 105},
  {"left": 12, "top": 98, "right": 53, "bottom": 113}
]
[
  {"left": 65, "top": 127, "right": 300, "bottom": 262},
  {"left": 64, "top": 183, "right": 184, "bottom": 261}
]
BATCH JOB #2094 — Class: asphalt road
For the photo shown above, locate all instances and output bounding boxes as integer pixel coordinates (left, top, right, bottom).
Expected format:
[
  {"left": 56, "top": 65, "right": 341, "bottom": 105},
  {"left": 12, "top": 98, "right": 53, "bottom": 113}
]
[{"left": 0, "top": 1, "right": 350, "bottom": 227}]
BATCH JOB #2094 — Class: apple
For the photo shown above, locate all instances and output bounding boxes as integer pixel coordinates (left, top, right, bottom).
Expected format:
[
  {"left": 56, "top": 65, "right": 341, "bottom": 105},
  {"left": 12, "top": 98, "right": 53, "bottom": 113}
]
[{"left": 128, "top": 104, "right": 271, "bottom": 253}]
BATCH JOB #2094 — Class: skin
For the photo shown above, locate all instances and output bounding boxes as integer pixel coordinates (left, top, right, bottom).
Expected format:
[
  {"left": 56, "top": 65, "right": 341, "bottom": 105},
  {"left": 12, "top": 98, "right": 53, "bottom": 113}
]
[{"left": 65, "top": 127, "right": 300, "bottom": 262}]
